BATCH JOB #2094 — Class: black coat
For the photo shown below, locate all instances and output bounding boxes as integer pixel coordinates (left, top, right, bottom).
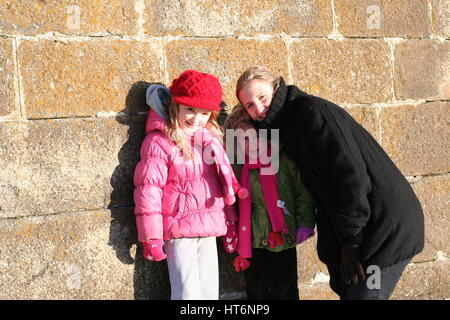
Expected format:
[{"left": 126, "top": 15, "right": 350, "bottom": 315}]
[{"left": 256, "top": 78, "right": 424, "bottom": 268}]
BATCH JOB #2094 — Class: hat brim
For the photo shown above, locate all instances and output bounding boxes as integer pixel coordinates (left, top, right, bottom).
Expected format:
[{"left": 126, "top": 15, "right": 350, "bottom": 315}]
[{"left": 173, "top": 96, "right": 221, "bottom": 111}]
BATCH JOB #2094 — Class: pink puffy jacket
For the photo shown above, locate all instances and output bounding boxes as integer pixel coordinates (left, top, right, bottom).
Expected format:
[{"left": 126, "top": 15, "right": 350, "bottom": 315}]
[{"left": 134, "top": 109, "right": 238, "bottom": 242}]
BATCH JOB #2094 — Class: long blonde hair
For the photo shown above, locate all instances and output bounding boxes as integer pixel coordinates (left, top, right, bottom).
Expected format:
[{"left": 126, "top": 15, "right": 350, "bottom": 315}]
[
  {"left": 235, "top": 66, "right": 280, "bottom": 102},
  {"left": 165, "top": 101, "right": 224, "bottom": 159}
]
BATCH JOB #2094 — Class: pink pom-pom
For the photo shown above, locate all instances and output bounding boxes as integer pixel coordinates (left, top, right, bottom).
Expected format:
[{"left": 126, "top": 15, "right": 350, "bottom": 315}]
[
  {"left": 224, "top": 194, "right": 236, "bottom": 205},
  {"left": 233, "top": 256, "right": 251, "bottom": 272},
  {"left": 237, "top": 187, "right": 249, "bottom": 199}
]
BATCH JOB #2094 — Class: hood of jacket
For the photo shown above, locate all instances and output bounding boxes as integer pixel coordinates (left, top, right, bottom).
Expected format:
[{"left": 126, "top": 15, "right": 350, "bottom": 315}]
[{"left": 145, "top": 84, "right": 171, "bottom": 134}]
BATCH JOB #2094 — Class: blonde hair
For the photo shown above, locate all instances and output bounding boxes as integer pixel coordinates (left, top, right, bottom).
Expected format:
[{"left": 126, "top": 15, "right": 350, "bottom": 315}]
[
  {"left": 165, "top": 101, "right": 223, "bottom": 159},
  {"left": 235, "top": 66, "right": 280, "bottom": 102}
]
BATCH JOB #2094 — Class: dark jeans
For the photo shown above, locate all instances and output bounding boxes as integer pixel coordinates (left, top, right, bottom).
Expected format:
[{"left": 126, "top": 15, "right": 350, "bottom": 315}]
[
  {"left": 327, "top": 258, "right": 411, "bottom": 300},
  {"left": 244, "top": 248, "right": 299, "bottom": 300}
]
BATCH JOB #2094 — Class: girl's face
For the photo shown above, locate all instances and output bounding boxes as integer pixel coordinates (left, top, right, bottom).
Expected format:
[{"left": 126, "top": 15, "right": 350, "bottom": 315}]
[
  {"left": 238, "top": 79, "right": 274, "bottom": 121},
  {"left": 236, "top": 123, "right": 269, "bottom": 162},
  {"left": 178, "top": 104, "right": 212, "bottom": 134},
  {"left": 236, "top": 123, "right": 255, "bottom": 160}
]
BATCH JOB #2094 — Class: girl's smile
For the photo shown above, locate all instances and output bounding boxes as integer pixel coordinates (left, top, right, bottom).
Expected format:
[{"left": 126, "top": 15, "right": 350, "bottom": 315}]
[
  {"left": 178, "top": 104, "right": 212, "bottom": 134},
  {"left": 238, "top": 79, "right": 274, "bottom": 121}
]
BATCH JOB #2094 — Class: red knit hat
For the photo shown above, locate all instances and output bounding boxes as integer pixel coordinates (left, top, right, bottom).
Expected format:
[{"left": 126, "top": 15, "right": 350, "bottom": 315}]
[{"left": 169, "top": 70, "right": 223, "bottom": 111}]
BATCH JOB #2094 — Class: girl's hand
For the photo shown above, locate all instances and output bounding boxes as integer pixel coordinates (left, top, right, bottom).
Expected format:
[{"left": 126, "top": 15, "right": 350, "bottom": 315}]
[
  {"left": 223, "top": 221, "right": 238, "bottom": 253},
  {"left": 143, "top": 240, "right": 167, "bottom": 261},
  {"left": 295, "top": 227, "right": 315, "bottom": 244}
]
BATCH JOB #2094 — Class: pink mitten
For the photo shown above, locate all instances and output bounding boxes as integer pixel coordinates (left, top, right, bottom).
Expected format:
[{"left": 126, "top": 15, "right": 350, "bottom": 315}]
[
  {"left": 143, "top": 239, "right": 167, "bottom": 261},
  {"left": 296, "top": 227, "right": 315, "bottom": 244},
  {"left": 233, "top": 256, "right": 251, "bottom": 272},
  {"left": 222, "top": 221, "right": 238, "bottom": 254}
]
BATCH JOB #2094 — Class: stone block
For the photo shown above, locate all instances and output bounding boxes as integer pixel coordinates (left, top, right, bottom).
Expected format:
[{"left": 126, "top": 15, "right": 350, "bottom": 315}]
[
  {"left": 334, "top": 0, "right": 430, "bottom": 38},
  {"left": 380, "top": 102, "right": 450, "bottom": 176},
  {"left": 394, "top": 40, "right": 450, "bottom": 101},
  {"left": 299, "top": 282, "right": 339, "bottom": 300},
  {"left": 0, "top": 115, "right": 146, "bottom": 218},
  {"left": 291, "top": 39, "right": 392, "bottom": 104},
  {"left": 145, "top": 0, "right": 333, "bottom": 36},
  {"left": 431, "top": 0, "right": 450, "bottom": 38},
  {"left": 411, "top": 175, "right": 450, "bottom": 262},
  {"left": 296, "top": 236, "right": 329, "bottom": 284},
  {"left": 392, "top": 259, "right": 450, "bottom": 300},
  {"left": 165, "top": 38, "right": 289, "bottom": 108},
  {"left": 18, "top": 39, "right": 163, "bottom": 118},
  {"left": 0, "top": 0, "right": 137, "bottom": 35},
  {"left": 0, "top": 38, "right": 16, "bottom": 117},
  {"left": 0, "top": 209, "right": 140, "bottom": 299},
  {"left": 343, "top": 105, "right": 380, "bottom": 143}
]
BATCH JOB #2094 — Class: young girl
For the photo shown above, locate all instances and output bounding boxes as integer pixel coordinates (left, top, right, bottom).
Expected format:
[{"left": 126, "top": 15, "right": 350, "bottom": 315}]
[
  {"left": 133, "top": 70, "right": 244, "bottom": 300},
  {"left": 223, "top": 106, "right": 316, "bottom": 300}
]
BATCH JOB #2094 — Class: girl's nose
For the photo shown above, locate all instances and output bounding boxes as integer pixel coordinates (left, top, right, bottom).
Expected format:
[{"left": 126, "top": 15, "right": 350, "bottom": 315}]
[
  {"left": 255, "top": 101, "right": 265, "bottom": 113},
  {"left": 255, "top": 102, "right": 268, "bottom": 117},
  {"left": 192, "top": 112, "right": 204, "bottom": 125}
]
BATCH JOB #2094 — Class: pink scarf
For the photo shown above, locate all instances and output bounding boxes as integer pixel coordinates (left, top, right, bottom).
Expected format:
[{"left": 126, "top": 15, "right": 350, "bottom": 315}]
[
  {"left": 235, "top": 159, "right": 288, "bottom": 270},
  {"left": 190, "top": 129, "right": 246, "bottom": 205}
]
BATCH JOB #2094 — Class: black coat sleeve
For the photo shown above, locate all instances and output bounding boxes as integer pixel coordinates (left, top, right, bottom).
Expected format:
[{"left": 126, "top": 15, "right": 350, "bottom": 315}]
[{"left": 303, "top": 101, "right": 372, "bottom": 244}]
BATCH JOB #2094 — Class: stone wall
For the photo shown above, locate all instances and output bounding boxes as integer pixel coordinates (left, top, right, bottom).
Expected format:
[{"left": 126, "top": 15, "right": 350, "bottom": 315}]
[{"left": 0, "top": 0, "right": 448, "bottom": 300}]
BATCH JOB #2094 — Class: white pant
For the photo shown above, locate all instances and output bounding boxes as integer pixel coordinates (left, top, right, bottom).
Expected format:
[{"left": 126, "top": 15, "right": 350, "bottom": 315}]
[{"left": 165, "top": 236, "right": 219, "bottom": 300}]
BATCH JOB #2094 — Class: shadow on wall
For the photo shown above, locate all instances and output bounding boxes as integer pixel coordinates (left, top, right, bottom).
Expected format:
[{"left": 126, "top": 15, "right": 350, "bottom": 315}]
[
  {"left": 107, "top": 81, "right": 171, "bottom": 300},
  {"left": 107, "top": 81, "right": 246, "bottom": 300}
]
